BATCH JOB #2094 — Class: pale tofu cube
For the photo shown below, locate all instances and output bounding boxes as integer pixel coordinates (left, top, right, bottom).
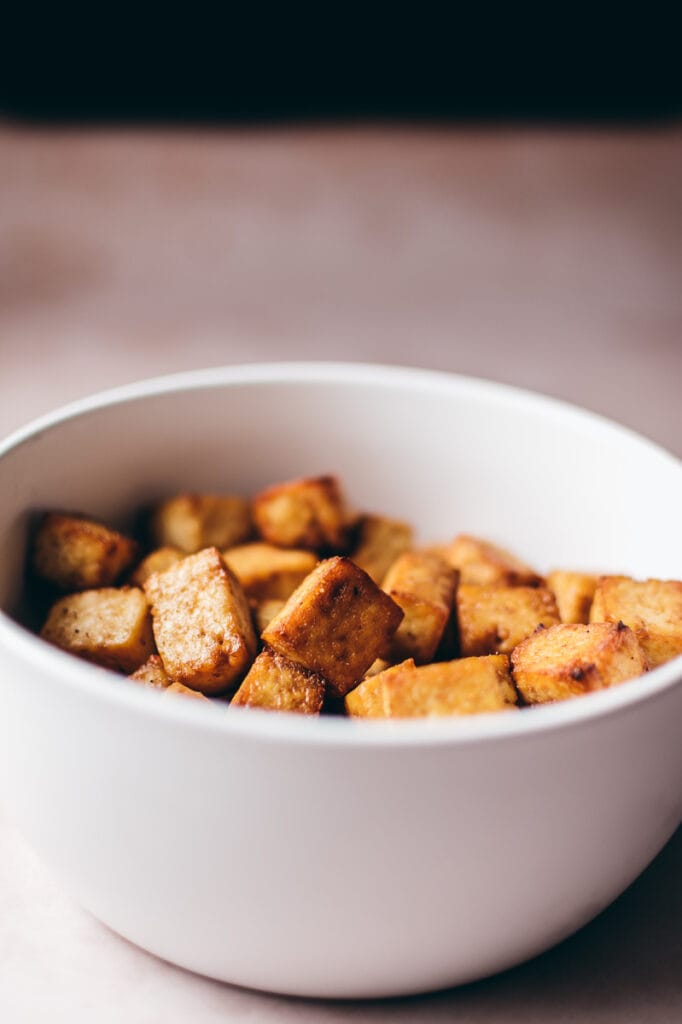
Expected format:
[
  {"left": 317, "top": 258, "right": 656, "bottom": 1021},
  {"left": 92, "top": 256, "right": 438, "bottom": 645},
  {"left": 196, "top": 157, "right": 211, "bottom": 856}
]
[
  {"left": 349, "top": 655, "right": 518, "bottom": 718},
  {"left": 144, "top": 547, "right": 257, "bottom": 694},
  {"left": 252, "top": 475, "right": 351, "bottom": 551},
  {"left": 129, "top": 653, "right": 170, "bottom": 688},
  {"left": 350, "top": 515, "right": 414, "bottom": 584},
  {"left": 457, "top": 584, "right": 560, "bottom": 656},
  {"left": 512, "top": 621, "right": 648, "bottom": 703},
  {"left": 252, "top": 598, "right": 286, "bottom": 634},
  {"left": 445, "top": 534, "right": 542, "bottom": 587},
  {"left": 231, "top": 647, "right": 326, "bottom": 714},
  {"left": 151, "top": 494, "right": 251, "bottom": 553},
  {"left": 33, "top": 513, "right": 138, "bottom": 591},
  {"left": 417, "top": 544, "right": 450, "bottom": 561},
  {"left": 222, "top": 542, "right": 317, "bottom": 601},
  {"left": 130, "top": 547, "right": 184, "bottom": 586},
  {"left": 262, "top": 556, "right": 403, "bottom": 698},
  {"left": 382, "top": 551, "right": 458, "bottom": 664},
  {"left": 165, "top": 681, "right": 210, "bottom": 701},
  {"left": 345, "top": 659, "right": 416, "bottom": 717},
  {"left": 547, "top": 571, "right": 598, "bottom": 624},
  {"left": 364, "top": 657, "right": 390, "bottom": 678},
  {"left": 590, "top": 576, "right": 682, "bottom": 667},
  {"left": 41, "top": 586, "right": 154, "bottom": 673}
]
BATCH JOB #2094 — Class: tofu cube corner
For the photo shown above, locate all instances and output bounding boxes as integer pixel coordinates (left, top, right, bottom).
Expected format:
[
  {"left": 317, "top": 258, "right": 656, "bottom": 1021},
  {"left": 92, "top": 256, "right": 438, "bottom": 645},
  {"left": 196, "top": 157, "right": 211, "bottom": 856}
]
[
  {"left": 252, "top": 475, "right": 352, "bottom": 551},
  {"left": 144, "top": 547, "right": 257, "bottom": 694},
  {"left": 222, "top": 542, "right": 317, "bottom": 601},
  {"left": 350, "top": 514, "right": 414, "bottom": 584},
  {"left": 263, "top": 556, "right": 403, "bottom": 697},
  {"left": 129, "top": 653, "right": 171, "bottom": 688},
  {"left": 347, "top": 655, "right": 517, "bottom": 718},
  {"left": 33, "top": 513, "right": 138, "bottom": 591},
  {"left": 589, "top": 576, "right": 682, "bottom": 668},
  {"left": 130, "top": 547, "right": 184, "bottom": 586},
  {"left": 512, "top": 621, "right": 648, "bottom": 703},
  {"left": 151, "top": 493, "right": 252, "bottom": 553},
  {"left": 231, "top": 646, "right": 326, "bottom": 714},
  {"left": 445, "top": 534, "right": 542, "bottom": 587},
  {"left": 457, "top": 584, "right": 561, "bottom": 656},
  {"left": 382, "top": 551, "right": 458, "bottom": 664},
  {"left": 547, "top": 571, "right": 598, "bottom": 624},
  {"left": 41, "top": 586, "right": 154, "bottom": 673}
]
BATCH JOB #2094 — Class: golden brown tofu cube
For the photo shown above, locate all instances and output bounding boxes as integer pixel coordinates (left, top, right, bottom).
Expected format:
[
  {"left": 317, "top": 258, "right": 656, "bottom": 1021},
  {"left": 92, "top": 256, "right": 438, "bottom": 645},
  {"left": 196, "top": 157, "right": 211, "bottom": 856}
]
[
  {"left": 252, "top": 475, "right": 351, "bottom": 551},
  {"left": 41, "top": 586, "right": 154, "bottom": 673},
  {"left": 222, "top": 542, "right": 317, "bottom": 601},
  {"left": 547, "top": 571, "right": 598, "bottom": 624},
  {"left": 512, "top": 621, "right": 648, "bottom": 703},
  {"left": 33, "top": 513, "right": 138, "bottom": 591},
  {"left": 231, "top": 646, "right": 325, "bottom": 714},
  {"left": 253, "top": 598, "right": 286, "bottom": 634},
  {"left": 151, "top": 494, "right": 252, "bottom": 553},
  {"left": 445, "top": 534, "right": 542, "bottom": 587},
  {"left": 354, "top": 655, "right": 517, "bottom": 718},
  {"left": 262, "top": 556, "right": 403, "bottom": 698},
  {"left": 350, "top": 515, "right": 414, "bottom": 584},
  {"left": 457, "top": 584, "right": 560, "bottom": 656},
  {"left": 345, "top": 659, "right": 416, "bottom": 717},
  {"left": 129, "top": 547, "right": 184, "bottom": 586},
  {"left": 382, "top": 552, "right": 458, "bottom": 664},
  {"left": 165, "top": 681, "right": 210, "bottom": 701},
  {"left": 129, "top": 653, "right": 170, "bottom": 689},
  {"left": 385, "top": 656, "right": 518, "bottom": 718},
  {"left": 144, "top": 547, "right": 257, "bottom": 695},
  {"left": 590, "top": 576, "right": 682, "bottom": 668}
]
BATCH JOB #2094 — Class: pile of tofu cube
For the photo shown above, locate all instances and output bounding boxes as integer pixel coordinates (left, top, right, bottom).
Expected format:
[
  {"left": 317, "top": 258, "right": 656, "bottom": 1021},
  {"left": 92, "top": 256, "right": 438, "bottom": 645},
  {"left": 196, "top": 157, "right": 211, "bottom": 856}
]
[{"left": 32, "top": 475, "right": 682, "bottom": 717}]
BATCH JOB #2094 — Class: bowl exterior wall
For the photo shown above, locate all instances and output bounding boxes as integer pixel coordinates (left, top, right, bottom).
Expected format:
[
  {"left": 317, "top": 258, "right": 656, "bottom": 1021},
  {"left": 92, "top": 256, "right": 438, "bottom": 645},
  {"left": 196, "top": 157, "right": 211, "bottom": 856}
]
[
  {"left": 1, "top": 365, "right": 681, "bottom": 997},
  {"left": 1, "top": 644, "right": 681, "bottom": 998}
]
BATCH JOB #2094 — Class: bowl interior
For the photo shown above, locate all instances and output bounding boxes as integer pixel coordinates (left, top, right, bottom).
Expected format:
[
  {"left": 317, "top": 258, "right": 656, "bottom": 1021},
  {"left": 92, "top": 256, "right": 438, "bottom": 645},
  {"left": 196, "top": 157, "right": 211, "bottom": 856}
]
[{"left": 1, "top": 364, "right": 680, "bottom": 624}]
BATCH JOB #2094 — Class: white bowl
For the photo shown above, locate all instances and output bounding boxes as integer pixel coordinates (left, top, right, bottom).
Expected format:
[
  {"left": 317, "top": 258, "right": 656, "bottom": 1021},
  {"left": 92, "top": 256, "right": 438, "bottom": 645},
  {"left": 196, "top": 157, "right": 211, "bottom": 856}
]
[{"left": 0, "top": 363, "right": 680, "bottom": 999}]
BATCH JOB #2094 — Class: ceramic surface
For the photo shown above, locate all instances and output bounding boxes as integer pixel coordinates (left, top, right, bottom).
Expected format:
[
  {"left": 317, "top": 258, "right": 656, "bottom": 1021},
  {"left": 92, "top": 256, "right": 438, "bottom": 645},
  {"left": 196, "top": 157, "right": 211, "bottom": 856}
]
[{"left": 0, "top": 364, "right": 680, "bottom": 998}]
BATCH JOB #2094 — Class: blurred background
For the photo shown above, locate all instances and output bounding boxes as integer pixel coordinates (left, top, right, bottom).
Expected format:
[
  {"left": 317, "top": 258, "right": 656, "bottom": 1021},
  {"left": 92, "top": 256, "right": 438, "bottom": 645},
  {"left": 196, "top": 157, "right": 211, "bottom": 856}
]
[{"left": 1, "top": 30, "right": 680, "bottom": 451}]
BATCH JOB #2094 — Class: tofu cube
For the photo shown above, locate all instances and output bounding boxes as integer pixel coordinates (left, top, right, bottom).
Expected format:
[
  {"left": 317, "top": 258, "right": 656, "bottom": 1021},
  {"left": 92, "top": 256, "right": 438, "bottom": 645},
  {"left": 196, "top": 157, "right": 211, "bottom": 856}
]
[
  {"left": 364, "top": 657, "right": 390, "bottom": 678},
  {"left": 130, "top": 547, "right": 184, "bottom": 586},
  {"left": 222, "top": 542, "right": 317, "bottom": 601},
  {"left": 457, "top": 584, "right": 560, "bottom": 656},
  {"left": 144, "top": 547, "right": 257, "bottom": 694},
  {"left": 346, "top": 655, "right": 517, "bottom": 718},
  {"left": 512, "top": 621, "right": 648, "bottom": 703},
  {"left": 165, "top": 682, "right": 210, "bottom": 701},
  {"left": 350, "top": 515, "right": 414, "bottom": 584},
  {"left": 252, "top": 598, "right": 286, "bottom": 634},
  {"left": 41, "top": 586, "right": 154, "bottom": 673},
  {"left": 33, "top": 513, "right": 138, "bottom": 591},
  {"left": 445, "top": 534, "right": 542, "bottom": 587},
  {"left": 252, "top": 475, "right": 351, "bottom": 551},
  {"left": 262, "top": 556, "right": 403, "bottom": 698},
  {"left": 418, "top": 544, "right": 450, "bottom": 560},
  {"left": 345, "top": 659, "right": 416, "bottom": 717},
  {"left": 129, "top": 653, "right": 170, "bottom": 689},
  {"left": 151, "top": 493, "right": 252, "bottom": 553},
  {"left": 590, "top": 576, "right": 682, "bottom": 668},
  {"left": 382, "top": 551, "right": 458, "bottom": 664},
  {"left": 547, "top": 571, "right": 598, "bottom": 624},
  {"left": 231, "top": 647, "right": 326, "bottom": 714}
]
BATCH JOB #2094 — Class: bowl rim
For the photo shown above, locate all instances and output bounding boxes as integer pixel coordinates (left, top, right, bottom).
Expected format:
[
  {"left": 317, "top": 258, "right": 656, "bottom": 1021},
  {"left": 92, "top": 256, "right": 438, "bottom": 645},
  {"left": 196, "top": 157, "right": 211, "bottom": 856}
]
[{"left": 1, "top": 360, "right": 680, "bottom": 749}]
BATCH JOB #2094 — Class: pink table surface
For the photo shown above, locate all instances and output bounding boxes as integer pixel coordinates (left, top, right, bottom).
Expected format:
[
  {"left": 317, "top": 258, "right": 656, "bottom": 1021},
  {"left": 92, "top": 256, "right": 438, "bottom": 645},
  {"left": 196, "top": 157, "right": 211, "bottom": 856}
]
[{"left": 0, "top": 123, "right": 680, "bottom": 1021}]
